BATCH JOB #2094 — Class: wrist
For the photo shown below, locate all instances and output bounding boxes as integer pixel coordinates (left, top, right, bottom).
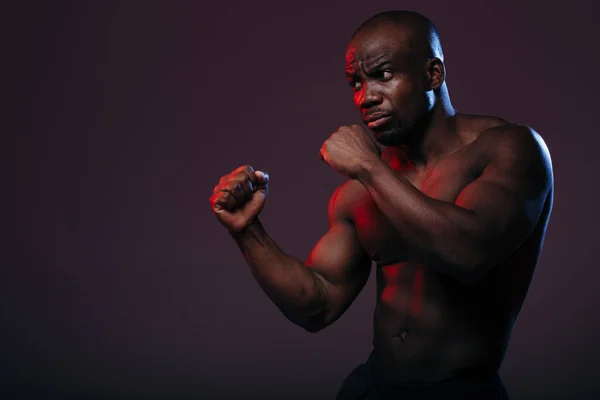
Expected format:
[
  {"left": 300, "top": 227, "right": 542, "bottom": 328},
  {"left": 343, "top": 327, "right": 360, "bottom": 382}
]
[
  {"left": 230, "top": 218, "right": 263, "bottom": 240},
  {"left": 355, "top": 155, "right": 386, "bottom": 183}
]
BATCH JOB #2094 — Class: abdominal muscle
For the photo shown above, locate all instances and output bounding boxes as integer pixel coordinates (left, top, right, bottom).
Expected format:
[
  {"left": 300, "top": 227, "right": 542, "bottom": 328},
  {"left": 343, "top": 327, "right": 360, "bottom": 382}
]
[{"left": 368, "top": 262, "right": 509, "bottom": 386}]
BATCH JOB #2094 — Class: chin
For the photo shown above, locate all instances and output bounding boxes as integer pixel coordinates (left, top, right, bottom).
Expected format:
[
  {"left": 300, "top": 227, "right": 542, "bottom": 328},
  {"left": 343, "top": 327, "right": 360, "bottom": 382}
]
[{"left": 374, "top": 128, "right": 405, "bottom": 147}]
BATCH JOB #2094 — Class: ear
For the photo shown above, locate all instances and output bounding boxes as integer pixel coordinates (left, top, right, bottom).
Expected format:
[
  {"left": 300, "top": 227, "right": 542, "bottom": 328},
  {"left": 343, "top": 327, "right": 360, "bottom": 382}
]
[{"left": 426, "top": 57, "right": 445, "bottom": 90}]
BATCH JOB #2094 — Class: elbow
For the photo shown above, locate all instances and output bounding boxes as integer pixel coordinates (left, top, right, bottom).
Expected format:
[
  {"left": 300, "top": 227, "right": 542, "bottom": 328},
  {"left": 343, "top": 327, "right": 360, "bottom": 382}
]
[
  {"left": 438, "top": 246, "right": 492, "bottom": 286},
  {"left": 462, "top": 253, "right": 505, "bottom": 286},
  {"left": 302, "top": 323, "right": 325, "bottom": 333},
  {"left": 300, "top": 309, "right": 338, "bottom": 333},
  {"left": 303, "top": 310, "right": 333, "bottom": 333},
  {"left": 298, "top": 316, "right": 328, "bottom": 333},
  {"left": 284, "top": 309, "right": 328, "bottom": 333},
  {"left": 428, "top": 223, "right": 505, "bottom": 285},
  {"left": 303, "top": 309, "right": 343, "bottom": 333}
]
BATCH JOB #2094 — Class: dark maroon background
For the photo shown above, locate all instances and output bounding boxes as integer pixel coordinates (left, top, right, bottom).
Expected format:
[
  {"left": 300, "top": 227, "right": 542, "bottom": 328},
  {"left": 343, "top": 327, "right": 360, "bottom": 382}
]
[{"left": 4, "top": 1, "right": 599, "bottom": 398}]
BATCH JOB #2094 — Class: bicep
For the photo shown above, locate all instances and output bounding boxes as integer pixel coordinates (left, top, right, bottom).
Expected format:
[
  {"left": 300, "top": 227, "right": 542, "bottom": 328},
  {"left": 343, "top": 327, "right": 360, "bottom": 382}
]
[
  {"left": 305, "top": 221, "right": 371, "bottom": 321},
  {"left": 455, "top": 179, "right": 544, "bottom": 247},
  {"left": 454, "top": 128, "right": 552, "bottom": 256},
  {"left": 306, "top": 220, "right": 370, "bottom": 286}
]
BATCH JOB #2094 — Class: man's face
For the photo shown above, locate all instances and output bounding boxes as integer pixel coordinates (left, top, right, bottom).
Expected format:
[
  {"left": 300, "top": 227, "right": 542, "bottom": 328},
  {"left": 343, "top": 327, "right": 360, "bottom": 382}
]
[{"left": 345, "top": 24, "right": 433, "bottom": 146}]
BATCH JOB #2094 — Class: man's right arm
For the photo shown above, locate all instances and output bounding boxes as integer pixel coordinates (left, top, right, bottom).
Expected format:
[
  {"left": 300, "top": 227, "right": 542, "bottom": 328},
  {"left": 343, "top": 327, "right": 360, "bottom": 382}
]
[{"left": 231, "top": 184, "right": 371, "bottom": 333}]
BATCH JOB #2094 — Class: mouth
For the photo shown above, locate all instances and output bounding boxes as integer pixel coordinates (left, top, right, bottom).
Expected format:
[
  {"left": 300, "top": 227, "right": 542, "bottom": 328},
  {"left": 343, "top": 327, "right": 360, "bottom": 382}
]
[{"left": 366, "top": 116, "right": 391, "bottom": 129}]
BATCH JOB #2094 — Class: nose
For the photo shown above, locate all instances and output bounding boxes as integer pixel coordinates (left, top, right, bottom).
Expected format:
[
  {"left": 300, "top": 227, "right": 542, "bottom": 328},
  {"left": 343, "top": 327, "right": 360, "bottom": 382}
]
[{"left": 356, "top": 82, "right": 382, "bottom": 109}]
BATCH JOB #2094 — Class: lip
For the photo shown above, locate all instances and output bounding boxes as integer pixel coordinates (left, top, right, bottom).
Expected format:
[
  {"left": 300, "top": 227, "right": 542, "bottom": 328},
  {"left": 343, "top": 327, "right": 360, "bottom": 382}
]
[
  {"left": 363, "top": 112, "right": 389, "bottom": 122},
  {"left": 367, "top": 116, "right": 391, "bottom": 129}
]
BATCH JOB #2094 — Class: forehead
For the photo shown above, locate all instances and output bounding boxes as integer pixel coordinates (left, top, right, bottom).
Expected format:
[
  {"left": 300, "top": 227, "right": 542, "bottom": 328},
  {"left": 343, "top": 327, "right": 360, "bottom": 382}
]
[{"left": 345, "top": 24, "right": 412, "bottom": 68}]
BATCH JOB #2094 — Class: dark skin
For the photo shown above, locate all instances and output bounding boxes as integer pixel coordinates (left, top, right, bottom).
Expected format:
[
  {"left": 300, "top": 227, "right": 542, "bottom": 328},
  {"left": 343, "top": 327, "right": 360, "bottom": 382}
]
[{"left": 210, "top": 21, "right": 553, "bottom": 385}]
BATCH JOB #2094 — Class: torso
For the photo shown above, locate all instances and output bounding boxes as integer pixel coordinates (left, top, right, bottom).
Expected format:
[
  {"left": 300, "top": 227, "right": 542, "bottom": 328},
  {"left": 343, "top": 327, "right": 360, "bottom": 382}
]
[{"left": 342, "top": 114, "right": 553, "bottom": 385}]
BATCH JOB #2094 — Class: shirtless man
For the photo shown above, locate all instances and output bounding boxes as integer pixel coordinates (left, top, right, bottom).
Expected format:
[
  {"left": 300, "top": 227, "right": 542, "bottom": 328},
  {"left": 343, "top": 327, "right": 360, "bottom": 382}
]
[{"left": 210, "top": 10, "right": 553, "bottom": 399}]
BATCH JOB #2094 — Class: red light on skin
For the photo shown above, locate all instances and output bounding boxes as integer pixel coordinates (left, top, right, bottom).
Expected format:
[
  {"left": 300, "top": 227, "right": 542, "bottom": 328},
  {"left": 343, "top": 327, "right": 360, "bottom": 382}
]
[
  {"left": 381, "top": 284, "right": 399, "bottom": 304},
  {"left": 383, "top": 264, "right": 400, "bottom": 281},
  {"left": 381, "top": 145, "right": 416, "bottom": 174},
  {"left": 380, "top": 265, "right": 401, "bottom": 304},
  {"left": 352, "top": 204, "right": 369, "bottom": 230},
  {"left": 388, "top": 153, "right": 403, "bottom": 171}
]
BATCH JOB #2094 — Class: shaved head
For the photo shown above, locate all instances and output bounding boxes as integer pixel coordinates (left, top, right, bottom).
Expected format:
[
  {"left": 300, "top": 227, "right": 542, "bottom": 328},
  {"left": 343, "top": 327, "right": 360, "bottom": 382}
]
[
  {"left": 344, "top": 11, "right": 448, "bottom": 146},
  {"left": 351, "top": 10, "right": 444, "bottom": 63}
]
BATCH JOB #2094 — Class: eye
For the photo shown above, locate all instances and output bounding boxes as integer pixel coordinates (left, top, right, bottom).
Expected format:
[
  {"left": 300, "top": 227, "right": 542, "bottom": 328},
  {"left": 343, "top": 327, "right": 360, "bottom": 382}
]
[
  {"left": 377, "top": 70, "right": 393, "bottom": 81},
  {"left": 349, "top": 80, "right": 362, "bottom": 91}
]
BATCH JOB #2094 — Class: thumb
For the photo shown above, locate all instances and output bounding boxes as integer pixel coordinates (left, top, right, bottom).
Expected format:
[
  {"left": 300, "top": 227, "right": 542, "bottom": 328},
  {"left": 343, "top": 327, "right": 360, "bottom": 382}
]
[{"left": 255, "top": 170, "right": 269, "bottom": 186}]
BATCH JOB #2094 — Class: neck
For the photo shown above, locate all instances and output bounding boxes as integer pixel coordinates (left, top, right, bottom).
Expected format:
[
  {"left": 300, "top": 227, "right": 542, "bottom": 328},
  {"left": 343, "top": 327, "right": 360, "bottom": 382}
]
[{"left": 392, "top": 86, "right": 459, "bottom": 170}]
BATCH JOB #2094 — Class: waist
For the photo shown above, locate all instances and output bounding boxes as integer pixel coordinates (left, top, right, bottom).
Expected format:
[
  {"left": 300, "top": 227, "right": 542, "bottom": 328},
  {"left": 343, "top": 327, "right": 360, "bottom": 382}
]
[
  {"left": 365, "top": 349, "right": 503, "bottom": 395},
  {"left": 372, "top": 306, "right": 509, "bottom": 379}
]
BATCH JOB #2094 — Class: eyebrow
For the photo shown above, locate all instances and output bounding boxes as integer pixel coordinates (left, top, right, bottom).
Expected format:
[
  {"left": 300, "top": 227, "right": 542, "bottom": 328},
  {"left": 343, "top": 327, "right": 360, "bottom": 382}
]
[
  {"left": 364, "top": 51, "right": 395, "bottom": 67},
  {"left": 346, "top": 57, "right": 392, "bottom": 77},
  {"left": 366, "top": 59, "right": 392, "bottom": 70},
  {"left": 345, "top": 67, "right": 357, "bottom": 77}
]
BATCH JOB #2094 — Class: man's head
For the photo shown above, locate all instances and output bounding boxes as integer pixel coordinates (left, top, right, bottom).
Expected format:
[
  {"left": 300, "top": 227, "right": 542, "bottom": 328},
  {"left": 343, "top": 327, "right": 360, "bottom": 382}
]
[{"left": 345, "top": 11, "right": 446, "bottom": 146}]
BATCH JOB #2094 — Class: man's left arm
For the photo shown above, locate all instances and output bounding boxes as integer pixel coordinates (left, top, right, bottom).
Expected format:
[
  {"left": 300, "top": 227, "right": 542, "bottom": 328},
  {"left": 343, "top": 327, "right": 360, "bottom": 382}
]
[{"left": 356, "top": 126, "right": 553, "bottom": 284}]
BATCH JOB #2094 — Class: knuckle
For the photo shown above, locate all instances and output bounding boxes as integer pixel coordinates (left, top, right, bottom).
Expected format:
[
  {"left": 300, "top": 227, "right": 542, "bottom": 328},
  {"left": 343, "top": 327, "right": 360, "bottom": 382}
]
[
  {"left": 209, "top": 192, "right": 223, "bottom": 206},
  {"left": 235, "top": 183, "right": 246, "bottom": 195},
  {"left": 220, "top": 192, "right": 232, "bottom": 202},
  {"left": 235, "top": 164, "right": 253, "bottom": 175},
  {"left": 242, "top": 174, "right": 254, "bottom": 189},
  {"left": 230, "top": 181, "right": 242, "bottom": 192},
  {"left": 224, "top": 181, "right": 236, "bottom": 192},
  {"left": 237, "top": 172, "right": 250, "bottom": 182},
  {"left": 233, "top": 166, "right": 256, "bottom": 182}
]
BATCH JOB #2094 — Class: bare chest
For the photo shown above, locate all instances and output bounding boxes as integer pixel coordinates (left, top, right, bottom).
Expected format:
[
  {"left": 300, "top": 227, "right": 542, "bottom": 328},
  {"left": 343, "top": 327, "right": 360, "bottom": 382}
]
[{"left": 350, "top": 156, "right": 482, "bottom": 264}]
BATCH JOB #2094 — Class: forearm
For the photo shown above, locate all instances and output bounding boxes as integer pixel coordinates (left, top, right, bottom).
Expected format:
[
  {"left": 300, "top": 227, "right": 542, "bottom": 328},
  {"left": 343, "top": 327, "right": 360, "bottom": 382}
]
[
  {"left": 230, "top": 219, "right": 329, "bottom": 330},
  {"left": 357, "top": 159, "right": 487, "bottom": 281}
]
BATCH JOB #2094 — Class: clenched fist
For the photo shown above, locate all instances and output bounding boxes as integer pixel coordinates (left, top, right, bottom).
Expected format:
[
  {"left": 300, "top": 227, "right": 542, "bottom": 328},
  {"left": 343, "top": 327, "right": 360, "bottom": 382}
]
[
  {"left": 210, "top": 165, "right": 269, "bottom": 233},
  {"left": 319, "top": 124, "right": 381, "bottom": 179}
]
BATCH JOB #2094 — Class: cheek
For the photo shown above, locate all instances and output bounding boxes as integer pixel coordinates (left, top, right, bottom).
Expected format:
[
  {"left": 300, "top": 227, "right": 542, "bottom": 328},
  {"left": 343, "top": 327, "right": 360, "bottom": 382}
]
[
  {"left": 388, "top": 80, "right": 418, "bottom": 114},
  {"left": 353, "top": 90, "right": 361, "bottom": 107}
]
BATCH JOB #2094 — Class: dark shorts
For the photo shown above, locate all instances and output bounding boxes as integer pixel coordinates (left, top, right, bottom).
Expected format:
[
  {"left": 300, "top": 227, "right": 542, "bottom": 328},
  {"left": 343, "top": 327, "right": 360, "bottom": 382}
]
[{"left": 335, "top": 362, "right": 509, "bottom": 400}]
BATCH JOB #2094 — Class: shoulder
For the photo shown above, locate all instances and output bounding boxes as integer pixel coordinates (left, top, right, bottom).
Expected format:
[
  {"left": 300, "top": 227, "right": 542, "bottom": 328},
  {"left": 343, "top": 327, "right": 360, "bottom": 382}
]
[
  {"left": 478, "top": 123, "right": 551, "bottom": 166},
  {"left": 327, "top": 180, "right": 366, "bottom": 224},
  {"left": 477, "top": 123, "right": 554, "bottom": 191},
  {"left": 456, "top": 113, "right": 510, "bottom": 143},
  {"left": 456, "top": 111, "right": 549, "bottom": 162},
  {"left": 456, "top": 113, "right": 548, "bottom": 151}
]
